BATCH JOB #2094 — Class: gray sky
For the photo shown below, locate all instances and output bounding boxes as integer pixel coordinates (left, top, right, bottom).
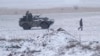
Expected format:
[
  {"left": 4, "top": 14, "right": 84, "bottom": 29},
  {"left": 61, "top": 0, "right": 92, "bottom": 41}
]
[
  {"left": 79, "top": 0, "right": 100, "bottom": 7},
  {"left": 0, "top": 0, "right": 100, "bottom": 9}
]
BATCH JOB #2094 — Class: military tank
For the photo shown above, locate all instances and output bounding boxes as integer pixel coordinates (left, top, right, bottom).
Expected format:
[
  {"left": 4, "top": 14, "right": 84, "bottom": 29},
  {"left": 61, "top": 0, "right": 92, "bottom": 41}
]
[{"left": 19, "top": 15, "right": 54, "bottom": 30}]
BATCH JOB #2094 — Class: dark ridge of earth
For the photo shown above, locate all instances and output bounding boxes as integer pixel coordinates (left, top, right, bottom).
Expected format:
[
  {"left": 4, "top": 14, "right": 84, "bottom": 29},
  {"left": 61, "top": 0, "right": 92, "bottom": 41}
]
[{"left": 0, "top": 7, "right": 100, "bottom": 15}]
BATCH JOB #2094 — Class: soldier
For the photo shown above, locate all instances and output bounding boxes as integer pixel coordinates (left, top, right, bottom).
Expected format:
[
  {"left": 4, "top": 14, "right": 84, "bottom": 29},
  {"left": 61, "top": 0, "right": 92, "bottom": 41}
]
[
  {"left": 25, "top": 11, "right": 33, "bottom": 21},
  {"left": 25, "top": 11, "right": 29, "bottom": 19},
  {"left": 78, "top": 18, "right": 83, "bottom": 31},
  {"left": 28, "top": 13, "right": 33, "bottom": 21},
  {"left": 26, "top": 10, "right": 30, "bottom": 16}
]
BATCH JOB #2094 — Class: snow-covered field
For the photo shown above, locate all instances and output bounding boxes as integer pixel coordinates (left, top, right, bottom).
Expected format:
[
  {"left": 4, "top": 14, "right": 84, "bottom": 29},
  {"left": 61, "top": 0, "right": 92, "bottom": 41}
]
[{"left": 0, "top": 12, "right": 100, "bottom": 56}]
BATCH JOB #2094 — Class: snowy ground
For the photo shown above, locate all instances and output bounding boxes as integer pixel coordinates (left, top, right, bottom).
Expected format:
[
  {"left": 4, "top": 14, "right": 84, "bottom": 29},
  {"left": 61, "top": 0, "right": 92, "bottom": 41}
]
[
  {"left": 0, "top": 12, "right": 100, "bottom": 41},
  {"left": 0, "top": 12, "right": 100, "bottom": 56}
]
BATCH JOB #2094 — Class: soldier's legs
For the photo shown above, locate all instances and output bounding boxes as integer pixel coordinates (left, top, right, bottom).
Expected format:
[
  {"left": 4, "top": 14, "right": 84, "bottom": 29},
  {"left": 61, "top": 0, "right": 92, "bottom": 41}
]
[
  {"left": 78, "top": 27, "right": 81, "bottom": 30},
  {"left": 78, "top": 26, "right": 83, "bottom": 31},
  {"left": 81, "top": 26, "right": 83, "bottom": 31}
]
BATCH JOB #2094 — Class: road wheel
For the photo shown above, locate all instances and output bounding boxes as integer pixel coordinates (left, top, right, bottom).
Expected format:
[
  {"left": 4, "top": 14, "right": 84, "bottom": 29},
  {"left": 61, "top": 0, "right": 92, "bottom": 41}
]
[
  {"left": 40, "top": 22, "right": 49, "bottom": 29},
  {"left": 22, "top": 23, "right": 31, "bottom": 30}
]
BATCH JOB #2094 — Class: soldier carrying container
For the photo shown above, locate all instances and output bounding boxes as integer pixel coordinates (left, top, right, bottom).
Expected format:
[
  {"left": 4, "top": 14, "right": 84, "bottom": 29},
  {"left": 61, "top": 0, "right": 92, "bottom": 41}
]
[{"left": 78, "top": 18, "right": 83, "bottom": 31}]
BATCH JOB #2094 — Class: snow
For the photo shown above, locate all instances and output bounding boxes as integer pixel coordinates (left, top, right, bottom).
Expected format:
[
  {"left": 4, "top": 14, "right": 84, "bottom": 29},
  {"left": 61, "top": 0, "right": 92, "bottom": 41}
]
[{"left": 0, "top": 12, "right": 100, "bottom": 56}]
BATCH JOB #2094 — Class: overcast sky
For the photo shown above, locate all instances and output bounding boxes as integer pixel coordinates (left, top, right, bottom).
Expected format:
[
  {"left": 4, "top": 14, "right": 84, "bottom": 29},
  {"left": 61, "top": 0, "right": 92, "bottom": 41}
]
[{"left": 0, "top": 0, "right": 100, "bottom": 9}]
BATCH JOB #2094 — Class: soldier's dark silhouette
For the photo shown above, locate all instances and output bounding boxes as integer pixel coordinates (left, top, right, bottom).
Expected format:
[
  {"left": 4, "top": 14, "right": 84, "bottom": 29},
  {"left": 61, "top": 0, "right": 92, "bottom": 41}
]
[
  {"left": 25, "top": 11, "right": 30, "bottom": 20},
  {"left": 28, "top": 13, "right": 33, "bottom": 21},
  {"left": 78, "top": 18, "right": 83, "bottom": 31},
  {"left": 25, "top": 11, "right": 33, "bottom": 21},
  {"left": 26, "top": 11, "right": 29, "bottom": 16}
]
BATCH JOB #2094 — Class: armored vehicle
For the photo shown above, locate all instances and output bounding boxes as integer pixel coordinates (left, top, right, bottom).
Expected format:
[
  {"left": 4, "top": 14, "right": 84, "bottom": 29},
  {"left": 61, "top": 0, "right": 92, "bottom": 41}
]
[{"left": 19, "top": 15, "right": 54, "bottom": 30}]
